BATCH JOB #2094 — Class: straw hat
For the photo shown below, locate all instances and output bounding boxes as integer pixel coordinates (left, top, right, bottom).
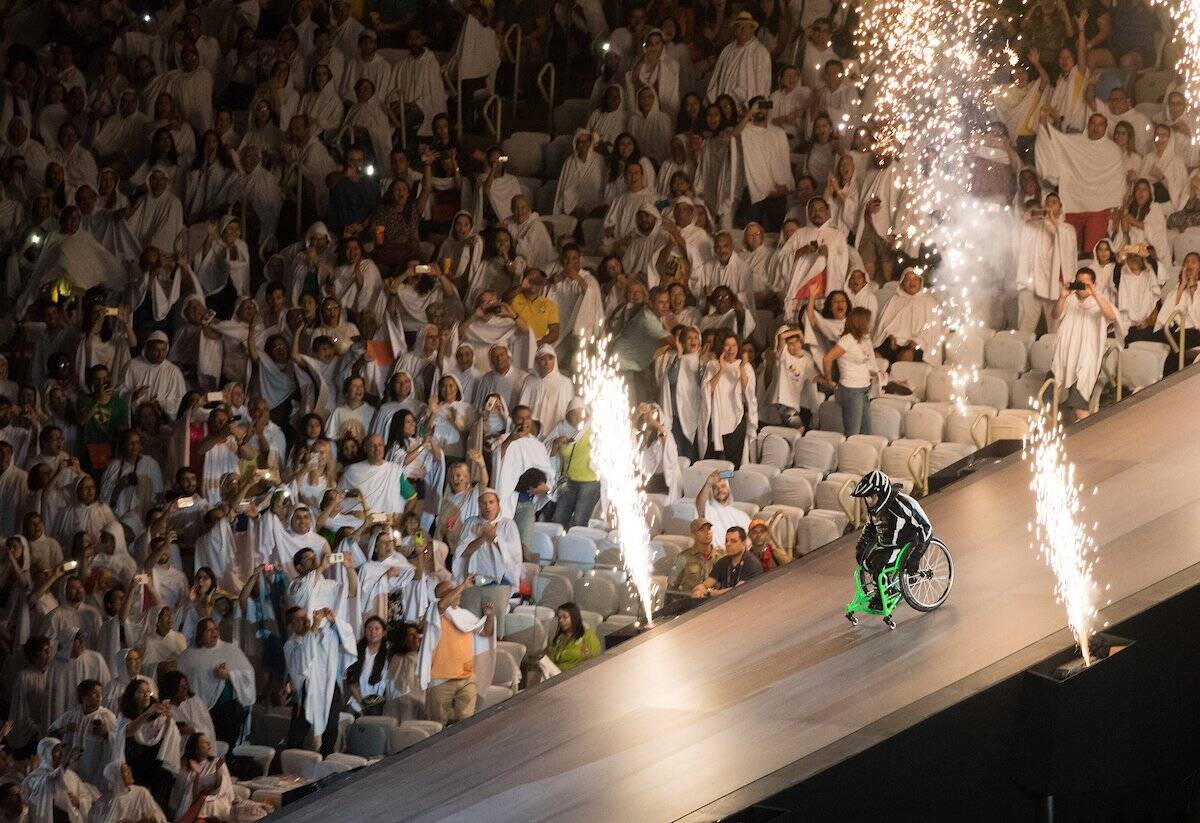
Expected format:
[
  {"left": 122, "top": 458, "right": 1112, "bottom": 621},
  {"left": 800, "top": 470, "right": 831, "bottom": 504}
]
[{"left": 731, "top": 10, "right": 759, "bottom": 30}]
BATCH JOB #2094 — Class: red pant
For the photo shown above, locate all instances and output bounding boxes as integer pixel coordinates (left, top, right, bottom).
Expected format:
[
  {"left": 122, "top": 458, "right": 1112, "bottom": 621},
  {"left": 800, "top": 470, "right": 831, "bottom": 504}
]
[{"left": 1065, "top": 210, "right": 1110, "bottom": 256}]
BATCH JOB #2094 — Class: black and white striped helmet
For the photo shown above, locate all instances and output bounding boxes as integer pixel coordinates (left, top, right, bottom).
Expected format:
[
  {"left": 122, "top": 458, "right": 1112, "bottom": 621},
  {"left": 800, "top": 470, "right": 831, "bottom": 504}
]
[{"left": 850, "top": 470, "right": 892, "bottom": 500}]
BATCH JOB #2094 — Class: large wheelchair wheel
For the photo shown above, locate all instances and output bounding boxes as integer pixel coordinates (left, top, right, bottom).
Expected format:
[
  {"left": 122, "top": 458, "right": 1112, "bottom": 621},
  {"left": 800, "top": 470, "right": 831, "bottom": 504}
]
[{"left": 901, "top": 538, "right": 954, "bottom": 612}]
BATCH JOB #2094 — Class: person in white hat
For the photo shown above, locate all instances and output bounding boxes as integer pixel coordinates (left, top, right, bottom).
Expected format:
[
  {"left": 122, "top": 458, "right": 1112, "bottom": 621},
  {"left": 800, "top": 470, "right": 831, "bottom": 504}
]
[
  {"left": 119, "top": 330, "right": 186, "bottom": 419},
  {"left": 705, "top": 10, "right": 772, "bottom": 108}
]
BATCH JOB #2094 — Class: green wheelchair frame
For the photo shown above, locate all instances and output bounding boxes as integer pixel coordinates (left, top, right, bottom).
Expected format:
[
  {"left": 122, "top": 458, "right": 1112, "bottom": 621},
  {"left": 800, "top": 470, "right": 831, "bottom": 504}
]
[{"left": 846, "top": 542, "right": 911, "bottom": 625}]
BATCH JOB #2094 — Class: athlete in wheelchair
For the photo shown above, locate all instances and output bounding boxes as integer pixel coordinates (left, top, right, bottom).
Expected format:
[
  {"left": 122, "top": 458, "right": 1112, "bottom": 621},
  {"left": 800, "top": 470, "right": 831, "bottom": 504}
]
[{"left": 845, "top": 470, "right": 954, "bottom": 629}]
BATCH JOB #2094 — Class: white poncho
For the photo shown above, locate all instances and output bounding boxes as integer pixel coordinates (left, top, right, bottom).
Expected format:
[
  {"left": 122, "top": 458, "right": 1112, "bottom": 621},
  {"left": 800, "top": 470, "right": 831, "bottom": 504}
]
[
  {"left": 552, "top": 133, "right": 606, "bottom": 216},
  {"left": 1052, "top": 295, "right": 1110, "bottom": 399},
  {"left": 339, "top": 459, "right": 414, "bottom": 514},
  {"left": 1016, "top": 216, "right": 1077, "bottom": 300},
  {"left": 175, "top": 639, "right": 256, "bottom": 710},
  {"left": 1035, "top": 124, "right": 1126, "bottom": 214},
  {"left": 517, "top": 346, "right": 577, "bottom": 433},
  {"left": 452, "top": 512, "right": 523, "bottom": 585},
  {"left": 873, "top": 288, "right": 944, "bottom": 357},
  {"left": 705, "top": 38, "right": 771, "bottom": 106}
]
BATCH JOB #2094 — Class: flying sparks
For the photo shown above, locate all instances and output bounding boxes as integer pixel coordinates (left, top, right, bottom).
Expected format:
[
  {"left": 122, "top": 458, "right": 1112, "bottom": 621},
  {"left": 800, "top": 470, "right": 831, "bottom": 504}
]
[
  {"left": 856, "top": 0, "right": 1007, "bottom": 408},
  {"left": 1022, "top": 403, "right": 1102, "bottom": 665},
  {"left": 1152, "top": 0, "right": 1200, "bottom": 144},
  {"left": 575, "top": 335, "right": 656, "bottom": 620}
]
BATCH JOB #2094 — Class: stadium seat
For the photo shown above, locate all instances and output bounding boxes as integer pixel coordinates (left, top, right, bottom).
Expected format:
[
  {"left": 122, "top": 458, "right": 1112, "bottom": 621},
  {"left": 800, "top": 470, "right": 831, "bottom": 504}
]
[
  {"left": 967, "top": 374, "right": 1010, "bottom": 410},
  {"left": 794, "top": 517, "right": 842, "bottom": 556},
  {"left": 530, "top": 530, "right": 556, "bottom": 564},
  {"left": 345, "top": 721, "right": 390, "bottom": 758},
  {"left": 903, "top": 406, "right": 945, "bottom": 444},
  {"left": 984, "top": 332, "right": 1029, "bottom": 372},
  {"left": 924, "top": 367, "right": 955, "bottom": 403},
  {"left": 693, "top": 458, "right": 735, "bottom": 473},
  {"left": 758, "top": 504, "right": 804, "bottom": 550},
  {"left": 869, "top": 404, "right": 903, "bottom": 440},
  {"left": 492, "top": 648, "right": 522, "bottom": 692},
  {"left": 817, "top": 399, "right": 844, "bottom": 432},
  {"left": 837, "top": 440, "right": 880, "bottom": 475},
  {"left": 1122, "top": 346, "right": 1166, "bottom": 391},
  {"left": 757, "top": 426, "right": 800, "bottom": 469},
  {"left": 814, "top": 477, "right": 854, "bottom": 513},
  {"left": 580, "top": 218, "right": 605, "bottom": 251},
  {"left": 946, "top": 406, "right": 996, "bottom": 446},
  {"left": 882, "top": 441, "right": 929, "bottom": 492},
  {"left": 682, "top": 466, "right": 714, "bottom": 498},
  {"left": 500, "top": 131, "right": 550, "bottom": 176},
  {"left": 574, "top": 575, "right": 619, "bottom": 617},
  {"left": 769, "top": 471, "right": 814, "bottom": 510},
  {"left": 1010, "top": 370, "right": 1048, "bottom": 410},
  {"left": 730, "top": 470, "right": 772, "bottom": 506},
  {"left": 802, "top": 429, "right": 845, "bottom": 449},
  {"left": 739, "top": 462, "right": 781, "bottom": 480},
  {"left": 793, "top": 437, "right": 836, "bottom": 474},
  {"left": 232, "top": 744, "right": 275, "bottom": 778},
  {"left": 281, "top": 749, "right": 322, "bottom": 780},
  {"left": 886, "top": 361, "right": 932, "bottom": 399},
  {"left": 542, "top": 213, "right": 577, "bottom": 243},
  {"left": 501, "top": 614, "right": 548, "bottom": 656},
  {"left": 944, "top": 330, "right": 989, "bottom": 367},
  {"left": 1029, "top": 336, "right": 1057, "bottom": 372},
  {"left": 664, "top": 500, "right": 698, "bottom": 535},
  {"left": 543, "top": 134, "right": 573, "bottom": 178},
  {"left": 556, "top": 533, "right": 599, "bottom": 567},
  {"left": 988, "top": 409, "right": 1033, "bottom": 443},
  {"left": 929, "top": 442, "right": 975, "bottom": 474},
  {"left": 534, "top": 574, "right": 575, "bottom": 609}
]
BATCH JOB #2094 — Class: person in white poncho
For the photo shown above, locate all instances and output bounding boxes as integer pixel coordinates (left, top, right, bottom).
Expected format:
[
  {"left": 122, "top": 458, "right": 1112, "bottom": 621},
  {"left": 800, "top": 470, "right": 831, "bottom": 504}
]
[
  {"left": 1155, "top": 252, "right": 1200, "bottom": 375},
  {"left": 873, "top": 268, "right": 943, "bottom": 363},
  {"left": 1052, "top": 267, "right": 1118, "bottom": 421},
  {"left": 174, "top": 618, "right": 255, "bottom": 748},
  {"left": 781, "top": 197, "right": 850, "bottom": 317},
  {"left": 20, "top": 737, "right": 98, "bottom": 823},
  {"left": 92, "top": 760, "right": 167, "bottom": 823},
  {"left": 628, "top": 86, "right": 673, "bottom": 164},
  {"left": 553, "top": 131, "right": 606, "bottom": 218},
  {"left": 1035, "top": 111, "right": 1126, "bottom": 256},
  {"left": 340, "top": 434, "right": 420, "bottom": 515},
  {"left": 283, "top": 603, "right": 356, "bottom": 755},
  {"left": 393, "top": 28, "right": 447, "bottom": 138},
  {"left": 118, "top": 332, "right": 186, "bottom": 420},
  {"left": 47, "top": 678, "right": 115, "bottom": 788},
  {"left": 1113, "top": 243, "right": 1163, "bottom": 342},
  {"left": 518, "top": 345, "right": 577, "bottom": 435},
  {"left": 734, "top": 96, "right": 794, "bottom": 232},
  {"left": 503, "top": 195, "right": 556, "bottom": 269},
  {"left": 701, "top": 331, "right": 758, "bottom": 468},
  {"left": 1016, "top": 193, "right": 1078, "bottom": 334},
  {"left": 453, "top": 488, "right": 522, "bottom": 586},
  {"left": 706, "top": 12, "right": 771, "bottom": 107}
]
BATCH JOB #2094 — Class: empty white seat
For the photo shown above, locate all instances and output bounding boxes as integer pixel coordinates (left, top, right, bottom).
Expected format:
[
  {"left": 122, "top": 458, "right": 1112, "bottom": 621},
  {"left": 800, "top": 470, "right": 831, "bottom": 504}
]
[
  {"left": 232, "top": 745, "right": 275, "bottom": 778},
  {"left": 816, "top": 399, "right": 844, "bottom": 432},
  {"left": 542, "top": 134, "right": 573, "bottom": 177},
  {"left": 814, "top": 478, "right": 852, "bottom": 512},
  {"left": 1010, "top": 370, "right": 1048, "bottom": 410},
  {"left": 808, "top": 507, "right": 851, "bottom": 533},
  {"left": 534, "top": 573, "right": 575, "bottom": 609},
  {"left": 500, "top": 131, "right": 550, "bottom": 176},
  {"left": 492, "top": 648, "right": 522, "bottom": 692},
  {"left": 946, "top": 406, "right": 996, "bottom": 446},
  {"left": 881, "top": 442, "right": 928, "bottom": 489},
  {"left": 663, "top": 500, "right": 698, "bottom": 535},
  {"left": 795, "top": 517, "right": 843, "bottom": 556},
  {"left": 781, "top": 465, "right": 823, "bottom": 490},
  {"left": 769, "top": 472, "right": 814, "bottom": 510},
  {"left": 868, "top": 404, "right": 903, "bottom": 440},
  {"left": 730, "top": 470, "right": 772, "bottom": 506},
  {"left": 984, "top": 332, "right": 1029, "bottom": 372},
  {"left": 280, "top": 749, "right": 322, "bottom": 780},
  {"left": 476, "top": 685, "right": 514, "bottom": 711},
  {"left": 739, "top": 462, "right": 781, "bottom": 479},
  {"left": 793, "top": 437, "right": 836, "bottom": 473},
  {"left": 944, "top": 331, "right": 989, "bottom": 367},
  {"left": 847, "top": 433, "right": 888, "bottom": 456},
  {"left": 530, "top": 530, "right": 555, "bottom": 563},
  {"left": 1122, "top": 346, "right": 1166, "bottom": 391},
  {"left": 573, "top": 575, "right": 619, "bottom": 617},
  {"left": 1029, "top": 336, "right": 1056, "bottom": 372},
  {"left": 988, "top": 409, "right": 1033, "bottom": 442},
  {"left": 872, "top": 395, "right": 915, "bottom": 416},
  {"left": 923, "top": 367, "right": 954, "bottom": 403},
  {"left": 757, "top": 426, "right": 799, "bottom": 468},
  {"left": 580, "top": 218, "right": 605, "bottom": 251},
  {"left": 967, "top": 373, "right": 1010, "bottom": 409},
  {"left": 556, "top": 533, "right": 599, "bottom": 567},
  {"left": 837, "top": 440, "right": 880, "bottom": 475},
  {"left": 731, "top": 500, "right": 760, "bottom": 518},
  {"left": 903, "top": 406, "right": 945, "bottom": 444},
  {"left": 929, "top": 441, "right": 975, "bottom": 473}
]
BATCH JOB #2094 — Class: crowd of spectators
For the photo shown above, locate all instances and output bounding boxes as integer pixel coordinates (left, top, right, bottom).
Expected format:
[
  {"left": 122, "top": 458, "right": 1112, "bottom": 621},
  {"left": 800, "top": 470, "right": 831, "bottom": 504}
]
[{"left": 0, "top": 0, "right": 1192, "bottom": 817}]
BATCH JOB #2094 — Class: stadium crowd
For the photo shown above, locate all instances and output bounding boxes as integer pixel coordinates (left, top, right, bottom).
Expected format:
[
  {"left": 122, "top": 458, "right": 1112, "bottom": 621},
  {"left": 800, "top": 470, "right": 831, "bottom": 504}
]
[{"left": 0, "top": 0, "right": 1193, "bottom": 817}]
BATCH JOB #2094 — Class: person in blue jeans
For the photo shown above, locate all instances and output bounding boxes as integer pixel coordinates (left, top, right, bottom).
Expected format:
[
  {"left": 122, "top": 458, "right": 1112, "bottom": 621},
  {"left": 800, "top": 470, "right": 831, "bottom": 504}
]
[
  {"left": 548, "top": 403, "right": 600, "bottom": 529},
  {"left": 819, "top": 306, "right": 878, "bottom": 436}
]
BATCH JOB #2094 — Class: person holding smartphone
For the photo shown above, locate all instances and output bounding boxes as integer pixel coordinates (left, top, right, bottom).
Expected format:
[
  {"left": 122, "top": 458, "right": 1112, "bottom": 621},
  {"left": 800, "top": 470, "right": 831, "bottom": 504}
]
[{"left": 1051, "top": 266, "right": 1119, "bottom": 421}]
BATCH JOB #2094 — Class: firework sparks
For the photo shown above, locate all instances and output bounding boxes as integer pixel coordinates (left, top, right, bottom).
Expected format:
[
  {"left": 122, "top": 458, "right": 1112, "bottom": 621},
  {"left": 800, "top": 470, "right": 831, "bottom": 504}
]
[
  {"left": 1022, "top": 403, "right": 1102, "bottom": 664},
  {"left": 1152, "top": 0, "right": 1200, "bottom": 144},
  {"left": 575, "top": 336, "right": 656, "bottom": 621},
  {"left": 856, "top": 0, "right": 1006, "bottom": 409}
]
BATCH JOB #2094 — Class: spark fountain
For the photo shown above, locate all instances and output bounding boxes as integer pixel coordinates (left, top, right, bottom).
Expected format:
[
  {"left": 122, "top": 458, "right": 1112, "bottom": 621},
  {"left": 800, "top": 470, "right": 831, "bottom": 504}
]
[
  {"left": 574, "top": 335, "right": 656, "bottom": 622},
  {"left": 1022, "top": 403, "right": 1102, "bottom": 665},
  {"left": 856, "top": 0, "right": 1006, "bottom": 411},
  {"left": 1152, "top": 0, "right": 1200, "bottom": 143}
]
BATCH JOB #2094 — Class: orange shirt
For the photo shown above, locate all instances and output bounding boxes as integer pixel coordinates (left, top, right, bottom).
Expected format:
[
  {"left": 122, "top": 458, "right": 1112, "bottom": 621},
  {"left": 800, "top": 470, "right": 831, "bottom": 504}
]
[{"left": 430, "top": 616, "right": 475, "bottom": 680}]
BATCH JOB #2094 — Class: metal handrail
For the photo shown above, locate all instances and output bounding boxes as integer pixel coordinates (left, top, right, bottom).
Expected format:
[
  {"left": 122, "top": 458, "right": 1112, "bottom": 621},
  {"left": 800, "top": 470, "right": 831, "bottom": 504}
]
[
  {"left": 906, "top": 446, "right": 930, "bottom": 498},
  {"left": 537, "top": 63, "right": 556, "bottom": 135},
  {"left": 1097, "top": 342, "right": 1123, "bottom": 411},
  {"left": 1162, "top": 307, "right": 1188, "bottom": 374},
  {"left": 456, "top": 72, "right": 464, "bottom": 138},
  {"left": 838, "top": 478, "right": 860, "bottom": 529},
  {"left": 969, "top": 412, "right": 988, "bottom": 449},
  {"left": 1036, "top": 376, "right": 1060, "bottom": 421},
  {"left": 482, "top": 94, "right": 503, "bottom": 141},
  {"left": 503, "top": 25, "right": 523, "bottom": 115}
]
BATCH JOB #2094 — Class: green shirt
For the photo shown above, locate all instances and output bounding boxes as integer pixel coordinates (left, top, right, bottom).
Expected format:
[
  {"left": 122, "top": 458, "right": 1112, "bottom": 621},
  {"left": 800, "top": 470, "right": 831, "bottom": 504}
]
[
  {"left": 613, "top": 307, "right": 667, "bottom": 371},
  {"left": 79, "top": 392, "right": 128, "bottom": 446},
  {"left": 559, "top": 428, "right": 597, "bottom": 483},
  {"left": 549, "top": 630, "right": 602, "bottom": 671}
]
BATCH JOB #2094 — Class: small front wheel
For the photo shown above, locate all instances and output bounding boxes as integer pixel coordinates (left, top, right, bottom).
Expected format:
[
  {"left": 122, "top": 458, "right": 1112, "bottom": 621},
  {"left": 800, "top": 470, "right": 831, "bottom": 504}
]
[{"left": 901, "top": 538, "right": 954, "bottom": 612}]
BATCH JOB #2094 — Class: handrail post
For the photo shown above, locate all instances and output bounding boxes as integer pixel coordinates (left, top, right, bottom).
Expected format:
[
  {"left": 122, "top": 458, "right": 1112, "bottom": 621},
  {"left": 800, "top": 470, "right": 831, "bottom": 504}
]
[
  {"left": 906, "top": 447, "right": 929, "bottom": 498},
  {"left": 537, "top": 63, "right": 556, "bottom": 135},
  {"left": 969, "top": 412, "right": 988, "bottom": 449},
  {"left": 1163, "top": 307, "right": 1187, "bottom": 374},
  {"left": 1036, "top": 376, "right": 1060, "bottom": 422},
  {"left": 398, "top": 97, "right": 407, "bottom": 152},
  {"left": 838, "top": 478, "right": 859, "bottom": 529},
  {"left": 456, "top": 73, "right": 464, "bottom": 139},
  {"left": 504, "top": 25, "right": 523, "bottom": 117}
]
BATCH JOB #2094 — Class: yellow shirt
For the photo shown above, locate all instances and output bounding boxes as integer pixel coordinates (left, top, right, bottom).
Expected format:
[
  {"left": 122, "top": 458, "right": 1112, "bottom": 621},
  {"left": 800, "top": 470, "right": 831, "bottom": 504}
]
[
  {"left": 559, "top": 428, "right": 597, "bottom": 482},
  {"left": 510, "top": 294, "right": 560, "bottom": 341}
]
